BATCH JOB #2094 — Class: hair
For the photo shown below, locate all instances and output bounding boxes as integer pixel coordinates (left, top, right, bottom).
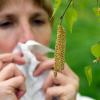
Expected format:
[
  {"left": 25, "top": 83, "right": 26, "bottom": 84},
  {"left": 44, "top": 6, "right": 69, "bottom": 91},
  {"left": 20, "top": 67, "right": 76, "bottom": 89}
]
[
  {"left": 34, "top": 0, "right": 53, "bottom": 18},
  {"left": 0, "top": 0, "right": 53, "bottom": 17}
]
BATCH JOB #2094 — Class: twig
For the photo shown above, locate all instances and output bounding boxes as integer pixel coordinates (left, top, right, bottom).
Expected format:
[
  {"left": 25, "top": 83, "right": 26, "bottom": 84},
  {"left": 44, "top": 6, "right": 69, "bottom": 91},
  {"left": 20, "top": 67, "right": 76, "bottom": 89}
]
[{"left": 60, "top": 0, "right": 73, "bottom": 24}]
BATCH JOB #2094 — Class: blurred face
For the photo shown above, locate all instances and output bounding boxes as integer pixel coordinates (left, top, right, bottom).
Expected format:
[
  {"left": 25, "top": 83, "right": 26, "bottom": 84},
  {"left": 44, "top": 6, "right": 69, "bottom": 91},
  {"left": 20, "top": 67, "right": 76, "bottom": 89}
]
[{"left": 0, "top": 0, "right": 51, "bottom": 53}]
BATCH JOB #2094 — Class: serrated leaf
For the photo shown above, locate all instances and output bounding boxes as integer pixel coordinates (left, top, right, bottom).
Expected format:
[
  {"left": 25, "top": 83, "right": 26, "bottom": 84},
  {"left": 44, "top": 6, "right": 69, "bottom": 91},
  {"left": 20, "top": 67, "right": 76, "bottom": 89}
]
[
  {"left": 93, "top": 7, "right": 100, "bottom": 16},
  {"left": 91, "top": 42, "right": 100, "bottom": 58},
  {"left": 65, "top": 7, "right": 78, "bottom": 33},
  {"left": 85, "top": 65, "right": 92, "bottom": 86},
  {"left": 52, "top": 0, "right": 62, "bottom": 17}
]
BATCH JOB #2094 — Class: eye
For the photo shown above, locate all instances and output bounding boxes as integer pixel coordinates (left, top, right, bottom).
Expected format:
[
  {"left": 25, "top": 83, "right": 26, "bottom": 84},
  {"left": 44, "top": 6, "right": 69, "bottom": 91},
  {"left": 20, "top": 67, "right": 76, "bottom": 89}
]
[
  {"left": 31, "top": 19, "right": 45, "bottom": 26},
  {"left": 0, "top": 20, "right": 14, "bottom": 29}
]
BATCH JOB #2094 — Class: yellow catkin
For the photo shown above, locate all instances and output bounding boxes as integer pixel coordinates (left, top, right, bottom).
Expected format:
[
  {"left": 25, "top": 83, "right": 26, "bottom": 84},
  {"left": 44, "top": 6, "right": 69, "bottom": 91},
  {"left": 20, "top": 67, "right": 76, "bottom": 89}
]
[{"left": 54, "top": 24, "right": 66, "bottom": 77}]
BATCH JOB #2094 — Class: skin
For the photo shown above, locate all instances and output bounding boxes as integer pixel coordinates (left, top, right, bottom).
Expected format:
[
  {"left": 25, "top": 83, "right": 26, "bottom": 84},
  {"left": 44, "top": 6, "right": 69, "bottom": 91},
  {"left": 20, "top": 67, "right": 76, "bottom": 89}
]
[{"left": 0, "top": 0, "right": 79, "bottom": 100}]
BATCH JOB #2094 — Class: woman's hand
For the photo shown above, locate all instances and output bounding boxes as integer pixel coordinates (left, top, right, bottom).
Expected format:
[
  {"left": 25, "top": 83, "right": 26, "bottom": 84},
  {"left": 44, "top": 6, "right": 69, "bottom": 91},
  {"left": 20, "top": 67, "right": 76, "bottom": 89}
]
[
  {"left": 0, "top": 53, "right": 25, "bottom": 70},
  {"left": 34, "top": 57, "right": 79, "bottom": 100},
  {"left": 0, "top": 53, "right": 26, "bottom": 100}
]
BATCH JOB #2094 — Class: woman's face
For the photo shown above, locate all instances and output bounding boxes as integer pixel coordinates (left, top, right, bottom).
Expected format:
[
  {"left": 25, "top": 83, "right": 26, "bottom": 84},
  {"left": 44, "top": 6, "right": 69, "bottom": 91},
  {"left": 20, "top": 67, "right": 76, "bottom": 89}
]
[{"left": 0, "top": 0, "right": 51, "bottom": 53}]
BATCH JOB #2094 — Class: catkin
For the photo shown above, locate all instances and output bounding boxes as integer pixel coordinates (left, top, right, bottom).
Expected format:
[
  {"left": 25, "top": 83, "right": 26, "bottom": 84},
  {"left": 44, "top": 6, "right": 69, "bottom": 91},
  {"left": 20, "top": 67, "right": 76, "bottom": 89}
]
[{"left": 54, "top": 24, "right": 66, "bottom": 77}]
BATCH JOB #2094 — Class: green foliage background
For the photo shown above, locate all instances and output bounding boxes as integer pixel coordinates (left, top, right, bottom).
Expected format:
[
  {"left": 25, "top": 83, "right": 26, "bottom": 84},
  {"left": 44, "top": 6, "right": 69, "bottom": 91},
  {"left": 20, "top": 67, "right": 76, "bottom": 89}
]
[{"left": 49, "top": 0, "right": 100, "bottom": 99}]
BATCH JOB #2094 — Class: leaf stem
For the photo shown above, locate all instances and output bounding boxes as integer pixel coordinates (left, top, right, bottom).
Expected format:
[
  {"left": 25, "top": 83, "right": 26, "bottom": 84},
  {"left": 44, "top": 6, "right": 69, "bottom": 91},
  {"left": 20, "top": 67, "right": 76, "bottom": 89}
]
[
  {"left": 73, "top": 0, "right": 75, "bottom": 8},
  {"left": 97, "top": 0, "right": 99, "bottom": 8},
  {"left": 60, "top": 0, "right": 73, "bottom": 24}
]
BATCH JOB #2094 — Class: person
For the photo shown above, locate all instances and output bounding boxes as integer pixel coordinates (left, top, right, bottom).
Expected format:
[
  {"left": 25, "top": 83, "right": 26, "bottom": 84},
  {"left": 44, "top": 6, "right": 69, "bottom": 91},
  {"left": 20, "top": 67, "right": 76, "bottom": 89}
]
[{"left": 0, "top": 0, "right": 79, "bottom": 100}]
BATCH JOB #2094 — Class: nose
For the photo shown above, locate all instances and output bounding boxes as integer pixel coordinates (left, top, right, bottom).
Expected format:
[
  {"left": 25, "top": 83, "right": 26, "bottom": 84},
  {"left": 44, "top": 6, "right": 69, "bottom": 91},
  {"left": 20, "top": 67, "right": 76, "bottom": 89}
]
[{"left": 19, "top": 20, "right": 34, "bottom": 43}]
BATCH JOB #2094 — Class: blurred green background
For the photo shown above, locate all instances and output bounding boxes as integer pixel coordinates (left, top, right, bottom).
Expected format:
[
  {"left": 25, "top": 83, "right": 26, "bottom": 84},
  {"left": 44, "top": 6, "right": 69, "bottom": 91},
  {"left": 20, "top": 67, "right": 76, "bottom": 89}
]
[{"left": 49, "top": 0, "right": 100, "bottom": 100}]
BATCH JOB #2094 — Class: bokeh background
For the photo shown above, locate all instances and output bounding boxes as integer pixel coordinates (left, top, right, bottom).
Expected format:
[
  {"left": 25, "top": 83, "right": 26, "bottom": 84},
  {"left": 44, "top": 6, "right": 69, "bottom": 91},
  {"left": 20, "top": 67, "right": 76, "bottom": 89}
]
[{"left": 49, "top": 0, "right": 100, "bottom": 100}]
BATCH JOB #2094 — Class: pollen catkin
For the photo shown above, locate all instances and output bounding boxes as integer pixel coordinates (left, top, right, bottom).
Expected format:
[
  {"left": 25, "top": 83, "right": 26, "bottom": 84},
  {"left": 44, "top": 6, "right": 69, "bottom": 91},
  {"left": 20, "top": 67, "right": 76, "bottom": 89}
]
[{"left": 54, "top": 24, "right": 66, "bottom": 77}]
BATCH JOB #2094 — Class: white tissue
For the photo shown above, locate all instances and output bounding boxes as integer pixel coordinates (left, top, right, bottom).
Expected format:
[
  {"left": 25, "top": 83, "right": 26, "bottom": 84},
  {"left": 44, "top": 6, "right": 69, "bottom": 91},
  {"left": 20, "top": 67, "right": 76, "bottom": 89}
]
[{"left": 13, "top": 40, "right": 54, "bottom": 100}]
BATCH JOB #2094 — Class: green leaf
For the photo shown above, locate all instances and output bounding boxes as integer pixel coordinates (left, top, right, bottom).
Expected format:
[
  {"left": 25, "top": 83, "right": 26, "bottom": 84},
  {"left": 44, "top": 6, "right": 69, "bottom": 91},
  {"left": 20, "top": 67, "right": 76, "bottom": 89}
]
[
  {"left": 85, "top": 65, "right": 92, "bottom": 86},
  {"left": 52, "top": 0, "right": 62, "bottom": 17},
  {"left": 65, "top": 7, "right": 78, "bottom": 33},
  {"left": 91, "top": 41, "right": 100, "bottom": 58},
  {"left": 93, "top": 8, "right": 100, "bottom": 16},
  {"left": 77, "top": 0, "right": 90, "bottom": 9}
]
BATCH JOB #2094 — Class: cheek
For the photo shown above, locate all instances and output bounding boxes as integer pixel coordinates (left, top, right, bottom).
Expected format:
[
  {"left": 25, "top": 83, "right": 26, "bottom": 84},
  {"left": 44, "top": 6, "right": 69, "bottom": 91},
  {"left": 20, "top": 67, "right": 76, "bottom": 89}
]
[
  {"left": 33, "top": 25, "right": 51, "bottom": 46},
  {"left": 0, "top": 31, "right": 20, "bottom": 53}
]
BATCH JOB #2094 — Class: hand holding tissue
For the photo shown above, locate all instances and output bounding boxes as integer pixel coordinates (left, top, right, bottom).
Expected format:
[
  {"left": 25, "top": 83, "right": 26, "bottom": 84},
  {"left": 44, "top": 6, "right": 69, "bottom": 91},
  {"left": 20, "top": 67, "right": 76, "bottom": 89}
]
[{"left": 13, "top": 40, "right": 54, "bottom": 100}]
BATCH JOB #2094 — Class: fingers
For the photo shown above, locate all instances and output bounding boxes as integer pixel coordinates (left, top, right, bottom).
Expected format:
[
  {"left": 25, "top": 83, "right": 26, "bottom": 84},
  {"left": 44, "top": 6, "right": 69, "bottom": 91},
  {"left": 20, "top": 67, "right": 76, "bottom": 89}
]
[
  {"left": 6, "top": 76, "right": 25, "bottom": 92},
  {"left": 4, "top": 76, "right": 26, "bottom": 98},
  {"left": 5, "top": 76, "right": 25, "bottom": 90},
  {"left": 0, "top": 53, "right": 25, "bottom": 65},
  {"left": 43, "top": 70, "right": 79, "bottom": 100},
  {"left": 45, "top": 86, "right": 64, "bottom": 100},
  {"left": 0, "top": 63, "right": 24, "bottom": 81},
  {"left": 43, "top": 71, "right": 71, "bottom": 92},
  {"left": 33, "top": 59, "right": 55, "bottom": 76},
  {"left": 0, "top": 53, "right": 26, "bottom": 98},
  {"left": 0, "top": 63, "right": 26, "bottom": 98},
  {"left": 0, "top": 53, "right": 25, "bottom": 71},
  {"left": 45, "top": 85, "right": 77, "bottom": 100}
]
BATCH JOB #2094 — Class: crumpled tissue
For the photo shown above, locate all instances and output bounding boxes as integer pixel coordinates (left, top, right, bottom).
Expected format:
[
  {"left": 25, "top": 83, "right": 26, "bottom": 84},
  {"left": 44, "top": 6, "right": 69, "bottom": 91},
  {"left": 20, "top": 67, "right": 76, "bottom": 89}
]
[{"left": 13, "top": 40, "right": 54, "bottom": 100}]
